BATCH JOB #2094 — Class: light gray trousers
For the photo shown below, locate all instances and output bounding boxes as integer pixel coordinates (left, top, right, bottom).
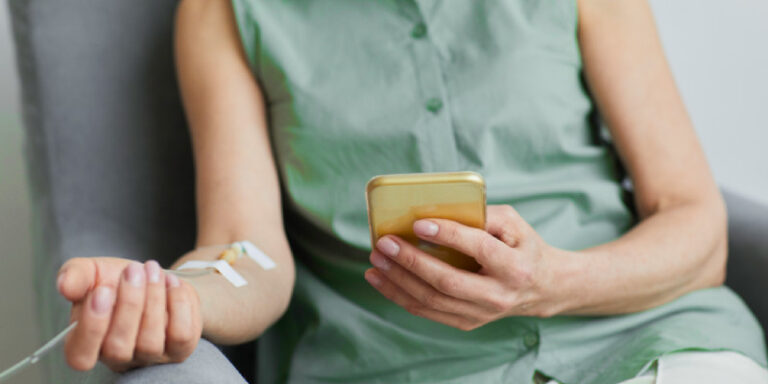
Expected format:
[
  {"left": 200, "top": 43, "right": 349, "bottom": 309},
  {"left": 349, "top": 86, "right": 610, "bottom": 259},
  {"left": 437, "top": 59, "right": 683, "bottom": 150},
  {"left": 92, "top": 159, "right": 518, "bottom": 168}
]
[
  {"left": 82, "top": 339, "right": 247, "bottom": 384},
  {"left": 79, "top": 342, "right": 768, "bottom": 384}
]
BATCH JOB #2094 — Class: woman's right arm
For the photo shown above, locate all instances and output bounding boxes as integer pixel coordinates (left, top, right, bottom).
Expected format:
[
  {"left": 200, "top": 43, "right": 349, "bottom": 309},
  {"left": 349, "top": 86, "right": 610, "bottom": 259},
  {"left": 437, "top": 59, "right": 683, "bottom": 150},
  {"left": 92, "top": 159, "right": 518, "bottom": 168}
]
[
  {"left": 173, "top": 0, "right": 295, "bottom": 344},
  {"left": 57, "top": 0, "right": 293, "bottom": 372}
]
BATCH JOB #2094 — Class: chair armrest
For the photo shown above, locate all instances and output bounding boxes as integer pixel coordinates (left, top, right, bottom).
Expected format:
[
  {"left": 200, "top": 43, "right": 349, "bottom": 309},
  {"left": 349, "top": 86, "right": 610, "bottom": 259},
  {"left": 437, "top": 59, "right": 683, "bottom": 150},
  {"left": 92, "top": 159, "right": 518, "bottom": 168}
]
[{"left": 723, "top": 189, "right": 768, "bottom": 332}]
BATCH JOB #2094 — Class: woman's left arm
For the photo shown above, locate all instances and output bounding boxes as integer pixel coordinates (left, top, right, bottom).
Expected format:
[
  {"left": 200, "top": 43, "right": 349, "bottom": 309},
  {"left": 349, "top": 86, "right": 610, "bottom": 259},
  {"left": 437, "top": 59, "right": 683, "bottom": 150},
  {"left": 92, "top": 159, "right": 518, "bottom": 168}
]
[
  {"left": 568, "top": 0, "right": 727, "bottom": 314},
  {"left": 365, "top": 0, "right": 726, "bottom": 328}
]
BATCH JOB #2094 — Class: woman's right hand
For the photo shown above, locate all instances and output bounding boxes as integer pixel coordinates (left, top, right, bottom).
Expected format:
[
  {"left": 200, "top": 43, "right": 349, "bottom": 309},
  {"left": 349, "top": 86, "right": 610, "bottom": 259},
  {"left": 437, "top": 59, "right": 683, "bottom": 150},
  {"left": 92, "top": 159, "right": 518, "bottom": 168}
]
[{"left": 56, "top": 257, "right": 203, "bottom": 372}]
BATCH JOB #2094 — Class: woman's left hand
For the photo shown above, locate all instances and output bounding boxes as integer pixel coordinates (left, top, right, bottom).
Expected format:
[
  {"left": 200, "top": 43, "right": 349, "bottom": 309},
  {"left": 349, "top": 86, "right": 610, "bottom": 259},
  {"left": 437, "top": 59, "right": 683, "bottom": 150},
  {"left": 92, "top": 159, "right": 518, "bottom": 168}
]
[{"left": 365, "top": 204, "right": 569, "bottom": 331}]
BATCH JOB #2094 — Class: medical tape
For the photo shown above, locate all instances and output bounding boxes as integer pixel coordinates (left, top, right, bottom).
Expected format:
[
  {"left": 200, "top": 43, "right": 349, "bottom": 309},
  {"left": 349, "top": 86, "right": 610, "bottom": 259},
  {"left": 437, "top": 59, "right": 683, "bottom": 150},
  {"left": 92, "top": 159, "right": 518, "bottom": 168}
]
[
  {"left": 176, "top": 259, "right": 247, "bottom": 287},
  {"left": 237, "top": 240, "right": 276, "bottom": 270}
]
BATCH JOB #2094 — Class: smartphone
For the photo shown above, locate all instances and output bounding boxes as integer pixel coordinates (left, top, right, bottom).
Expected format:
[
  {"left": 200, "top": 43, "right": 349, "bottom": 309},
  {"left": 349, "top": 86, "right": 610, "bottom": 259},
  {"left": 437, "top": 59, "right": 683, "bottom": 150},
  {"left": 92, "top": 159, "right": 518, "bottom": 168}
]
[{"left": 365, "top": 171, "right": 486, "bottom": 272}]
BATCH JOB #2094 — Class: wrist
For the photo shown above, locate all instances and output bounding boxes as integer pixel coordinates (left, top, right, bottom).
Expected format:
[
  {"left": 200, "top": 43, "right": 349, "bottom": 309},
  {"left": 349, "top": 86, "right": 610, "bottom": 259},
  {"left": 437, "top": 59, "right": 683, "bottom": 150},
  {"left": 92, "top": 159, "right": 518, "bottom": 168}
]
[
  {"left": 181, "top": 274, "right": 209, "bottom": 332},
  {"left": 541, "top": 246, "right": 588, "bottom": 317},
  {"left": 180, "top": 271, "right": 231, "bottom": 337},
  {"left": 181, "top": 264, "right": 266, "bottom": 345}
]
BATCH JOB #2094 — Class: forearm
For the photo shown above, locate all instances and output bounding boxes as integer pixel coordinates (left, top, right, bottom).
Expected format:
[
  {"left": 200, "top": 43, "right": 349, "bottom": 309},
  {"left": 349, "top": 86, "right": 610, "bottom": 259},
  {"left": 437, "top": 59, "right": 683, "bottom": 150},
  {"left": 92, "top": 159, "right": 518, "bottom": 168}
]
[
  {"left": 173, "top": 0, "right": 296, "bottom": 344},
  {"left": 554, "top": 196, "right": 727, "bottom": 315},
  {"left": 568, "top": 0, "right": 731, "bottom": 316},
  {"left": 171, "top": 233, "right": 295, "bottom": 345}
]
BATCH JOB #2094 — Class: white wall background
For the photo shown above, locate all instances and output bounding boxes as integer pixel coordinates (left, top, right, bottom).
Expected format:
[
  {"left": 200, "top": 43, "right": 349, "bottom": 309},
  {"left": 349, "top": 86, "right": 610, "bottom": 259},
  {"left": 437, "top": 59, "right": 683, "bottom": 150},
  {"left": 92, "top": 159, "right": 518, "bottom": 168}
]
[
  {"left": 0, "top": 2, "right": 766, "bottom": 384},
  {"left": 650, "top": 0, "right": 768, "bottom": 204}
]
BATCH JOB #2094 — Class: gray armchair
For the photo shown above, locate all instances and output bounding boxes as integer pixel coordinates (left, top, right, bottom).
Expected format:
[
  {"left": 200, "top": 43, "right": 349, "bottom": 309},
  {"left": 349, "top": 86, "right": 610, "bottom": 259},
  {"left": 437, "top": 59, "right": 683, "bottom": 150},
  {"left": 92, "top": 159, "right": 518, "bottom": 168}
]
[{"left": 9, "top": 0, "right": 768, "bottom": 383}]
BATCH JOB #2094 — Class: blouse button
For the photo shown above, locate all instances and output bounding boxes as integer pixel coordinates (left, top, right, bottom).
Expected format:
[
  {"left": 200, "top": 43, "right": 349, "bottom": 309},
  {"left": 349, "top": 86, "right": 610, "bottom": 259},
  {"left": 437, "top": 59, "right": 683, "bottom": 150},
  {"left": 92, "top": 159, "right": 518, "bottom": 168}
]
[
  {"left": 523, "top": 332, "right": 539, "bottom": 349},
  {"left": 425, "top": 97, "right": 443, "bottom": 113},
  {"left": 411, "top": 22, "right": 428, "bottom": 39}
]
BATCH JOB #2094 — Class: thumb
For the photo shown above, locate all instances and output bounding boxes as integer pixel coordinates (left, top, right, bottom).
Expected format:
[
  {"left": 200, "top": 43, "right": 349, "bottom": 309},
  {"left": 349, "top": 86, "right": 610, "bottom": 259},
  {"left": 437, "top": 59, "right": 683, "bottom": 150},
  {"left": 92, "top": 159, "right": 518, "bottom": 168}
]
[
  {"left": 57, "top": 258, "right": 96, "bottom": 302},
  {"left": 485, "top": 205, "right": 521, "bottom": 247}
]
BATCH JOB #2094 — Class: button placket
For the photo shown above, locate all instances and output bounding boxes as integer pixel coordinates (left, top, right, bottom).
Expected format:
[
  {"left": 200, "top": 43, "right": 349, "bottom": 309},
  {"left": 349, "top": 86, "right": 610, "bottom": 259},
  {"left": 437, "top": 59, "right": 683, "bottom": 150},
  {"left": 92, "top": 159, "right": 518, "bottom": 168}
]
[{"left": 404, "top": 8, "right": 458, "bottom": 171}]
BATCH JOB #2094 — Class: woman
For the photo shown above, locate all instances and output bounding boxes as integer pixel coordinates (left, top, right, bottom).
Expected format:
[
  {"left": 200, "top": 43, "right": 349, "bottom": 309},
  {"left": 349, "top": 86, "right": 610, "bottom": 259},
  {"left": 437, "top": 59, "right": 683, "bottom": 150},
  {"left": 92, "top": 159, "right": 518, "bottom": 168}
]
[{"left": 56, "top": 0, "right": 768, "bottom": 383}]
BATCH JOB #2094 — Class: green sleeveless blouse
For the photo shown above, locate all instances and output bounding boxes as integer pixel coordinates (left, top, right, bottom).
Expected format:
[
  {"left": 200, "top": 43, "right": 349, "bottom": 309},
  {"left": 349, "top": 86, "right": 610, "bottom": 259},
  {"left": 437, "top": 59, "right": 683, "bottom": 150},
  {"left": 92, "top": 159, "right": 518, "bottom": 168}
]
[{"left": 230, "top": 1, "right": 767, "bottom": 383}]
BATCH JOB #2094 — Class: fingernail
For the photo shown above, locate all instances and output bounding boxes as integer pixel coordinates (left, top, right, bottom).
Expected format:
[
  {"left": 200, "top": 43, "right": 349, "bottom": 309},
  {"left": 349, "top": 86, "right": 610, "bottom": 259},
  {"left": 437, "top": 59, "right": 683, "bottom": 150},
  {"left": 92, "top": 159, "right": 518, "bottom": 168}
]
[
  {"left": 92, "top": 286, "right": 115, "bottom": 314},
  {"left": 414, "top": 220, "right": 439, "bottom": 237},
  {"left": 124, "top": 262, "right": 145, "bottom": 287},
  {"left": 365, "top": 271, "right": 382, "bottom": 287},
  {"left": 56, "top": 272, "right": 67, "bottom": 292},
  {"left": 376, "top": 237, "right": 400, "bottom": 258},
  {"left": 166, "top": 273, "right": 180, "bottom": 288},
  {"left": 145, "top": 260, "right": 162, "bottom": 284},
  {"left": 371, "top": 252, "right": 391, "bottom": 271}
]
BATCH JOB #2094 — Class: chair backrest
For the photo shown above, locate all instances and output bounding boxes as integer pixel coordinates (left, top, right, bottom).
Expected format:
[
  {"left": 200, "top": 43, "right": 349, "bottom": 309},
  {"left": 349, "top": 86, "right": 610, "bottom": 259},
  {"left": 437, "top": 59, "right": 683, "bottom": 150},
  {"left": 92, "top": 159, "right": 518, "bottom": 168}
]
[
  {"left": 723, "top": 191, "right": 768, "bottom": 343},
  {"left": 9, "top": 0, "right": 201, "bottom": 381}
]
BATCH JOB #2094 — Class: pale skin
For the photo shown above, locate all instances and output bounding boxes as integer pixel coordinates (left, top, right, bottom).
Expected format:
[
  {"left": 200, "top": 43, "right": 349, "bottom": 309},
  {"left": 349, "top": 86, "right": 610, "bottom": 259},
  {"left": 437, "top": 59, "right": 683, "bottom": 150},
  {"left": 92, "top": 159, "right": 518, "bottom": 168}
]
[{"left": 57, "top": 0, "right": 726, "bottom": 371}]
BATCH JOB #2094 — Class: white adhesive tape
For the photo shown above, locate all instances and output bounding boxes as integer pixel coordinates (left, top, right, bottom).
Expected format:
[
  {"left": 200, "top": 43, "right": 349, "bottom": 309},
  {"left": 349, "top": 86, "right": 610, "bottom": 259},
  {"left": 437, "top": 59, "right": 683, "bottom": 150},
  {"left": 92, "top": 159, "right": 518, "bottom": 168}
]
[
  {"left": 176, "top": 260, "right": 248, "bottom": 287},
  {"left": 238, "top": 240, "right": 276, "bottom": 270}
]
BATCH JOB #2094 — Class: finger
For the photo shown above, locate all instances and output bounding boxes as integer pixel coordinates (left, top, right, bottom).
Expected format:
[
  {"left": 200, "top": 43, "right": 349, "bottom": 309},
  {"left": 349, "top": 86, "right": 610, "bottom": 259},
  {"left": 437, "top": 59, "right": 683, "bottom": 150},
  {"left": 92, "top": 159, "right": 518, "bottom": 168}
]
[
  {"left": 57, "top": 258, "right": 97, "bottom": 302},
  {"left": 370, "top": 250, "right": 491, "bottom": 317},
  {"left": 364, "top": 269, "right": 480, "bottom": 331},
  {"left": 484, "top": 205, "right": 522, "bottom": 246},
  {"left": 100, "top": 262, "right": 146, "bottom": 370},
  {"left": 135, "top": 260, "right": 167, "bottom": 364},
  {"left": 412, "top": 218, "right": 509, "bottom": 269},
  {"left": 375, "top": 236, "right": 498, "bottom": 303},
  {"left": 165, "top": 273, "right": 200, "bottom": 363},
  {"left": 69, "top": 300, "right": 83, "bottom": 324},
  {"left": 64, "top": 285, "right": 116, "bottom": 371}
]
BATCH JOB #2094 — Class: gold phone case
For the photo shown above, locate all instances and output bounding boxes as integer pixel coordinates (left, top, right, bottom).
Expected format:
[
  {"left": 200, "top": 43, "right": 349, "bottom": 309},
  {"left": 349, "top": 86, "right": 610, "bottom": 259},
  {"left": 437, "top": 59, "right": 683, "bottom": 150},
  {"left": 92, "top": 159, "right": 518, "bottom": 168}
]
[{"left": 365, "top": 171, "right": 486, "bottom": 272}]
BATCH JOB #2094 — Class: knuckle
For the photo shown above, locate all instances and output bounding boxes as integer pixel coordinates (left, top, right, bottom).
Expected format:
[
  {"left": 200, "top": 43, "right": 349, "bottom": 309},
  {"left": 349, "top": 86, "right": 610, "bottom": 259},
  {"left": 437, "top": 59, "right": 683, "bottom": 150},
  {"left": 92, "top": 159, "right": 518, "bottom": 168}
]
[
  {"left": 479, "top": 236, "right": 498, "bottom": 258},
  {"left": 180, "top": 283, "right": 198, "bottom": 299},
  {"left": 488, "top": 205, "right": 504, "bottom": 220},
  {"left": 168, "top": 295, "right": 189, "bottom": 309},
  {"left": 478, "top": 312, "right": 496, "bottom": 324},
  {"left": 404, "top": 303, "right": 425, "bottom": 317},
  {"left": 436, "top": 275, "right": 460, "bottom": 295},
  {"left": 535, "top": 306, "right": 556, "bottom": 319},
  {"left": 82, "top": 323, "right": 106, "bottom": 340},
  {"left": 487, "top": 294, "right": 512, "bottom": 313},
  {"left": 168, "top": 288, "right": 194, "bottom": 308},
  {"left": 500, "top": 204, "right": 517, "bottom": 217},
  {"left": 101, "top": 339, "right": 134, "bottom": 363},
  {"left": 135, "top": 337, "right": 164, "bottom": 359},
  {"left": 498, "top": 230, "right": 517, "bottom": 247},
  {"left": 512, "top": 265, "right": 534, "bottom": 286},
  {"left": 67, "top": 353, "right": 95, "bottom": 372},
  {"left": 376, "top": 282, "right": 393, "bottom": 298},
  {"left": 457, "top": 321, "right": 479, "bottom": 332},
  {"left": 104, "top": 361, "right": 130, "bottom": 373},
  {"left": 401, "top": 250, "right": 418, "bottom": 270},
  {"left": 419, "top": 291, "right": 441, "bottom": 309},
  {"left": 444, "top": 225, "right": 461, "bottom": 243},
  {"left": 119, "top": 292, "right": 145, "bottom": 310},
  {"left": 135, "top": 346, "right": 164, "bottom": 361},
  {"left": 168, "top": 326, "right": 194, "bottom": 345}
]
